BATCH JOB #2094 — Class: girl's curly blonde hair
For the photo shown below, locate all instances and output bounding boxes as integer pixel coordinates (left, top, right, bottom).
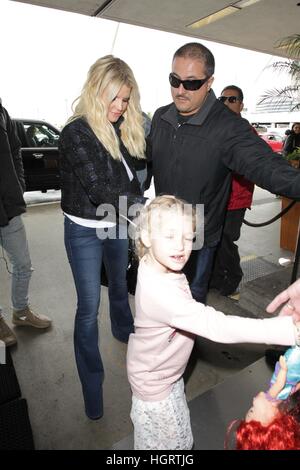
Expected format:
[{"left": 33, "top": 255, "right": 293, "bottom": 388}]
[{"left": 133, "top": 195, "right": 196, "bottom": 260}]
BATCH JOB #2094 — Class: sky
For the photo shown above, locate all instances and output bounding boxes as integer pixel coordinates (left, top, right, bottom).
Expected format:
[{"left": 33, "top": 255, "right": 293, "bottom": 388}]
[{"left": 0, "top": 0, "right": 290, "bottom": 128}]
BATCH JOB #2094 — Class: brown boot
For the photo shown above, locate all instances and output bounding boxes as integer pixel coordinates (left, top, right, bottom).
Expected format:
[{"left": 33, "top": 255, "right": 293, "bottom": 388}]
[
  {"left": 12, "top": 306, "right": 52, "bottom": 329},
  {"left": 0, "top": 315, "right": 17, "bottom": 346}
]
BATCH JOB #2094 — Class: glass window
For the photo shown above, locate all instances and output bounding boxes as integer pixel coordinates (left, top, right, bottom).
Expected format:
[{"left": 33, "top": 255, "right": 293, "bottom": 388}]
[{"left": 24, "top": 122, "right": 60, "bottom": 147}]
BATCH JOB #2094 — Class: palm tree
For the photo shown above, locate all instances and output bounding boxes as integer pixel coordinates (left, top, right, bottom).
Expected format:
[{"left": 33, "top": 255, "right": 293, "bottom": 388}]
[{"left": 258, "top": 34, "right": 300, "bottom": 111}]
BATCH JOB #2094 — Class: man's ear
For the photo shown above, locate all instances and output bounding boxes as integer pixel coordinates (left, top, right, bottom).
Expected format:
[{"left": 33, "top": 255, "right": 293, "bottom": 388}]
[
  {"left": 141, "top": 230, "right": 151, "bottom": 248},
  {"left": 207, "top": 75, "right": 214, "bottom": 92}
]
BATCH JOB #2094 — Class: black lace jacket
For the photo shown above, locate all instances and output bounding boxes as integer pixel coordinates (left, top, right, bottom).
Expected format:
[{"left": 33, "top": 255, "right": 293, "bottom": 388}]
[{"left": 59, "top": 117, "right": 145, "bottom": 221}]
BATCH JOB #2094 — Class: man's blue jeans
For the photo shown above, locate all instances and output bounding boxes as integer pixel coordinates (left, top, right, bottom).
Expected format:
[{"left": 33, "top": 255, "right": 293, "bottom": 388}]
[
  {"left": 0, "top": 215, "right": 33, "bottom": 311},
  {"left": 184, "top": 244, "right": 218, "bottom": 304},
  {"left": 64, "top": 217, "right": 134, "bottom": 419}
]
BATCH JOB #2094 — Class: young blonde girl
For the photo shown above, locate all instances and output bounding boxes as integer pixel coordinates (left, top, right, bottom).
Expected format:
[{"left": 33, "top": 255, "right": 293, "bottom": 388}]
[{"left": 126, "top": 195, "right": 300, "bottom": 450}]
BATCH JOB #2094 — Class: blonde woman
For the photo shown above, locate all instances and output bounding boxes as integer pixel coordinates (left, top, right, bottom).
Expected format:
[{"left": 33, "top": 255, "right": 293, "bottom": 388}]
[{"left": 59, "top": 55, "right": 146, "bottom": 420}]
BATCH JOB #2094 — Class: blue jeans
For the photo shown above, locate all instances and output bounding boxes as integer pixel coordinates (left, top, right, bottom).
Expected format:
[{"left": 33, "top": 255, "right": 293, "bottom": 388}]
[
  {"left": 183, "top": 244, "right": 218, "bottom": 304},
  {"left": 64, "top": 217, "right": 134, "bottom": 419},
  {"left": 0, "top": 215, "right": 33, "bottom": 311}
]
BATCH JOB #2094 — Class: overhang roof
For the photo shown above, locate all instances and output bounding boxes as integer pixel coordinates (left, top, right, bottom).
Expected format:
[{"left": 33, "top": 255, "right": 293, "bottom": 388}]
[{"left": 12, "top": 0, "right": 299, "bottom": 59}]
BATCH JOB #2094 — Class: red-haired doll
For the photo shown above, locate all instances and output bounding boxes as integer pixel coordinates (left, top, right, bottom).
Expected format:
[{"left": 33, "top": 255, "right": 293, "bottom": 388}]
[
  {"left": 231, "top": 347, "right": 300, "bottom": 450},
  {"left": 235, "top": 412, "right": 300, "bottom": 450}
]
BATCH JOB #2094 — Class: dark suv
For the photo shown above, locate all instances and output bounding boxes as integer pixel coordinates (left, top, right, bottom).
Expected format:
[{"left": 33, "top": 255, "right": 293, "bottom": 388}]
[{"left": 13, "top": 118, "right": 61, "bottom": 192}]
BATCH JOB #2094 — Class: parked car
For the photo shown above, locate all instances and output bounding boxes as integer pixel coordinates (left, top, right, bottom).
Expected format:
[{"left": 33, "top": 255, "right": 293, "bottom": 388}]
[
  {"left": 13, "top": 118, "right": 61, "bottom": 192},
  {"left": 259, "top": 132, "right": 284, "bottom": 154}
]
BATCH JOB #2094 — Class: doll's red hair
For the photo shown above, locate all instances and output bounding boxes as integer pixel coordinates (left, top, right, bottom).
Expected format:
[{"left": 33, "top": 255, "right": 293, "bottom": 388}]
[{"left": 236, "top": 414, "right": 300, "bottom": 450}]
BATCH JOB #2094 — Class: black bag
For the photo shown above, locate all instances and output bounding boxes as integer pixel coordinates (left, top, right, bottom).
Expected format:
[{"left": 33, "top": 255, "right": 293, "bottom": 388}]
[{"left": 101, "top": 241, "right": 139, "bottom": 295}]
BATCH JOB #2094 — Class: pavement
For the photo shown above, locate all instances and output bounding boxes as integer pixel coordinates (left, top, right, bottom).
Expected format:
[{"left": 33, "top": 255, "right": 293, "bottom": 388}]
[{"left": 0, "top": 186, "right": 298, "bottom": 449}]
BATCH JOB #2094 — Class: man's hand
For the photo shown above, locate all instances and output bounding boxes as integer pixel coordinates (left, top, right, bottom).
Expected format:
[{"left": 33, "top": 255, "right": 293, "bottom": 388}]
[{"left": 266, "top": 278, "right": 300, "bottom": 321}]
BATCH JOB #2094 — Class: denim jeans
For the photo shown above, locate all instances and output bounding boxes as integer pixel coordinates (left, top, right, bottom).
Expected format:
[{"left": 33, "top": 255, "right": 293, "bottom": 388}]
[
  {"left": 64, "top": 217, "right": 134, "bottom": 419},
  {"left": 183, "top": 243, "right": 218, "bottom": 304},
  {"left": 0, "top": 215, "right": 33, "bottom": 311}
]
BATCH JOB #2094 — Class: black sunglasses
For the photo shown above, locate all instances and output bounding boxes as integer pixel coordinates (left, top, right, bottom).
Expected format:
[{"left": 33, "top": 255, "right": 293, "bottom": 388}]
[
  {"left": 218, "top": 96, "right": 241, "bottom": 104},
  {"left": 169, "top": 73, "right": 209, "bottom": 91}
]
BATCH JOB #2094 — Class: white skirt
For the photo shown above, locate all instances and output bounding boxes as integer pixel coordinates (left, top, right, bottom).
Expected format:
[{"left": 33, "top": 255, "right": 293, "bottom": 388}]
[{"left": 130, "top": 378, "right": 193, "bottom": 450}]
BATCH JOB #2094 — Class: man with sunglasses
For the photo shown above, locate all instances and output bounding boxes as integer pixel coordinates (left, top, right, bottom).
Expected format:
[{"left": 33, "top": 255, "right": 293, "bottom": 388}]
[
  {"left": 146, "top": 42, "right": 300, "bottom": 304},
  {"left": 210, "top": 85, "right": 255, "bottom": 301},
  {"left": 218, "top": 88, "right": 244, "bottom": 113}
]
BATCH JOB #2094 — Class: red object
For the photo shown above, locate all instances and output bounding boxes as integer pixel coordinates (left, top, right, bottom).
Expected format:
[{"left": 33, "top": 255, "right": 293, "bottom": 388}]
[
  {"left": 259, "top": 132, "right": 284, "bottom": 154},
  {"left": 227, "top": 125, "right": 257, "bottom": 210},
  {"left": 235, "top": 414, "right": 300, "bottom": 450},
  {"left": 227, "top": 175, "right": 254, "bottom": 210}
]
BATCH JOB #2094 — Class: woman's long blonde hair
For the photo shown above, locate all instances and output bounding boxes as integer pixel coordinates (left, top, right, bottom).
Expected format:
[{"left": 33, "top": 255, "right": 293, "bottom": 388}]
[{"left": 69, "top": 55, "right": 145, "bottom": 161}]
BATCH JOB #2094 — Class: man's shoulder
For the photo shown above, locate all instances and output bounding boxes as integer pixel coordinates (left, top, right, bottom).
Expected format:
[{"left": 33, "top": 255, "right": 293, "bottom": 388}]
[
  {"left": 153, "top": 103, "right": 174, "bottom": 120},
  {"left": 212, "top": 103, "right": 252, "bottom": 132},
  {"left": 0, "top": 105, "right": 10, "bottom": 132}
]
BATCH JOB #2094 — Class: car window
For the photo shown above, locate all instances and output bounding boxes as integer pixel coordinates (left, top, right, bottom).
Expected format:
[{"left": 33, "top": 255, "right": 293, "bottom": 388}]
[
  {"left": 267, "top": 134, "right": 282, "bottom": 142},
  {"left": 260, "top": 133, "right": 282, "bottom": 142},
  {"left": 23, "top": 123, "right": 60, "bottom": 147}
]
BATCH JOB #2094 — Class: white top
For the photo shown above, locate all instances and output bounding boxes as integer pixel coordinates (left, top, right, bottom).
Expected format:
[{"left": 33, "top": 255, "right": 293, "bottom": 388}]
[
  {"left": 121, "top": 156, "right": 134, "bottom": 181},
  {"left": 64, "top": 213, "right": 116, "bottom": 228}
]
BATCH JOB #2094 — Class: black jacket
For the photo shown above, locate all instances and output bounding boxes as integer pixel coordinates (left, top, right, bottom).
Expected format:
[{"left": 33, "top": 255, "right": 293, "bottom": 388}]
[
  {"left": 283, "top": 132, "right": 300, "bottom": 156},
  {"left": 59, "top": 117, "right": 145, "bottom": 221},
  {"left": 147, "top": 90, "right": 300, "bottom": 245},
  {"left": 0, "top": 101, "right": 26, "bottom": 227}
]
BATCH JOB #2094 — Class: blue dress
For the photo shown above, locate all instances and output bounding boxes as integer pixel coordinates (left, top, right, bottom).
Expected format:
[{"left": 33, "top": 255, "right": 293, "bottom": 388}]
[{"left": 269, "top": 346, "right": 300, "bottom": 400}]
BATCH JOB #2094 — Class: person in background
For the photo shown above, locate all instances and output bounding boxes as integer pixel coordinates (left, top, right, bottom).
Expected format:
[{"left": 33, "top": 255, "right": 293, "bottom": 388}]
[
  {"left": 0, "top": 99, "right": 52, "bottom": 346},
  {"left": 283, "top": 122, "right": 300, "bottom": 157},
  {"left": 210, "top": 85, "right": 255, "bottom": 300},
  {"left": 127, "top": 195, "right": 300, "bottom": 450},
  {"left": 146, "top": 42, "right": 300, "bottom": 305},
  {"left": 26, "top": 125, "right": 39, "bottom": 147},
  {"left": 59, "top": 55, "right": 146, "bottom": 420}
]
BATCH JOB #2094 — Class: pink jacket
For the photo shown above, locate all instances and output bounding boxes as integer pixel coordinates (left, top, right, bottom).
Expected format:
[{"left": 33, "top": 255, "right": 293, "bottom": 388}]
[{"left": 127, "top": 258, "right": 295, "bottom": 402}]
